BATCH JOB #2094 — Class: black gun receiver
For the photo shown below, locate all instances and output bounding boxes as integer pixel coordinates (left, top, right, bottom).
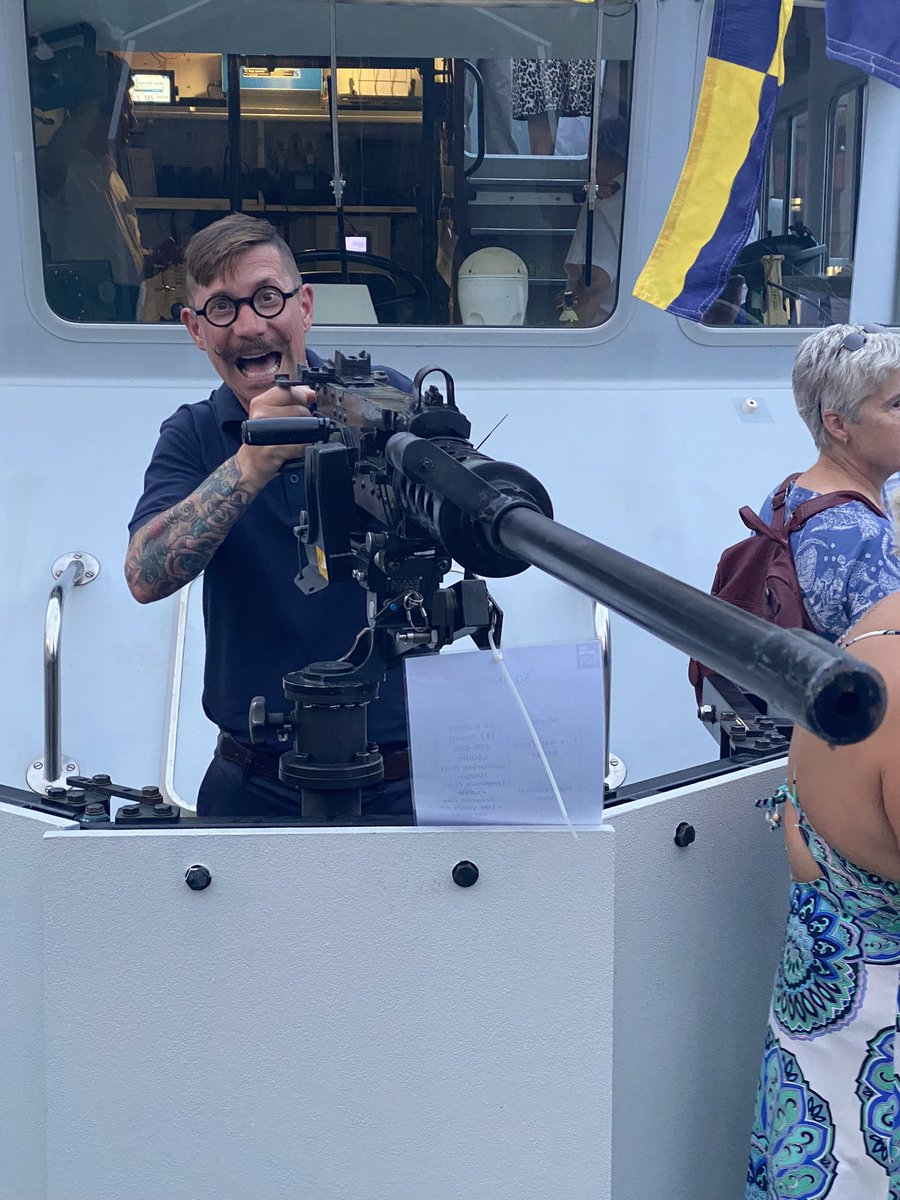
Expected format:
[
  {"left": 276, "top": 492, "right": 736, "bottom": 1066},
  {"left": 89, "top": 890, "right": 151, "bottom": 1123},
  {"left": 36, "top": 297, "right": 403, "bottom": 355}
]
[{"left": 242, "top": 350, "right": 553, "bottom": 602}]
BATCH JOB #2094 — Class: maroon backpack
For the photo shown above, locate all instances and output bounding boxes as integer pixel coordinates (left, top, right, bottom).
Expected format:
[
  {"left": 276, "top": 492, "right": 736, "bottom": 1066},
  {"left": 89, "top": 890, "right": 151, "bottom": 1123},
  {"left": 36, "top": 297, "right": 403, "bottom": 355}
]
[{"left": 689, "top": 473, "right": 885, "bottom": 704}]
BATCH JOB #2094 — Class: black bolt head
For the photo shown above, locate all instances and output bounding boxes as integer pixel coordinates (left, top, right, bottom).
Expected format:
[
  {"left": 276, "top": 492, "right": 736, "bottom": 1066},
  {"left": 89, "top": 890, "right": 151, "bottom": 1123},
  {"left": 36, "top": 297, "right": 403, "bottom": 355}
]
[
  {"left": 452, "top": 860, "right": 479, "bottom": 888},
  {"left": 185, "top": 864, "right": 212, "bottom": 892},
  {"left": 674, "top": 822, "right": 696, "bottom": 848}
]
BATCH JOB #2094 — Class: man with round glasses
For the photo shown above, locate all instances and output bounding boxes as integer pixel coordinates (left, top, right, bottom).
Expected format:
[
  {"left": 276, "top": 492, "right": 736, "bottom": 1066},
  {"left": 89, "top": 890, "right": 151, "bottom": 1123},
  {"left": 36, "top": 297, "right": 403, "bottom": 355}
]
[
  {"left": 191, "top": 283, "right": 303, "bottom": 329},
  {"left": 125, "top": 212, "right": 413, "bottom": 821}
]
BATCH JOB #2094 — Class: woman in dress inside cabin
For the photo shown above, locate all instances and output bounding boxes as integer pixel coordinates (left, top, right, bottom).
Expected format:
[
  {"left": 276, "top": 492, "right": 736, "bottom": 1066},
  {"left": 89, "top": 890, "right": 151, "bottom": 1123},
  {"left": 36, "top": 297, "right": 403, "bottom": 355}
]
[
  {"left": 747, "top": 327, "right": 900, "bottom": 1198},
  {"left": 758, "top": 323, "right": 900, "bottom": 640}
]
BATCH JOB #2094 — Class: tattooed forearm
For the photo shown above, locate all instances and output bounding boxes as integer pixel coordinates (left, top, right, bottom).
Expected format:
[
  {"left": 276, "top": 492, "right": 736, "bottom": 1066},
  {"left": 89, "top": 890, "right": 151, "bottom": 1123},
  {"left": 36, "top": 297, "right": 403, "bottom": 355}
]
[{"left": 124, "top": 457, "right": 257, "bottom": 603}]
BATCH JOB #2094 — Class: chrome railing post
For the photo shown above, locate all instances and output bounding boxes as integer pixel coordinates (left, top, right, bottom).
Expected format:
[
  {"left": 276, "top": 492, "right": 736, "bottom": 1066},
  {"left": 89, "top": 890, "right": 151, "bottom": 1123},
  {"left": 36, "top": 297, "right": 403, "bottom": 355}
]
[
  {"left": 593, "top": 602, "right": 626, "bottom": 791},
  {"left": 26, "top": 552, "right": 100, "bottom": 794}
]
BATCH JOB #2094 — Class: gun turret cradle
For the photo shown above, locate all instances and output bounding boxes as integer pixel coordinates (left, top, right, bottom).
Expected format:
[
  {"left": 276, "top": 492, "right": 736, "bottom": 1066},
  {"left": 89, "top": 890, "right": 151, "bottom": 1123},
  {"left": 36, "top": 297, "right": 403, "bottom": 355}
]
[
  {"left": 240, "top": 352, "right": 555, "bottom": 815},
  {"left": 242, "top": 352, "right": 554, "bottom": 587}
]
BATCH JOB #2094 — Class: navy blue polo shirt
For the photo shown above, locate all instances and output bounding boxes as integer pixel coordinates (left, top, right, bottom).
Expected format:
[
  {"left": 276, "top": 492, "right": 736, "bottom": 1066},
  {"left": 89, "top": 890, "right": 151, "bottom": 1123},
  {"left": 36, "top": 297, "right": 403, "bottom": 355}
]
[{"left": 128, "top": 350, "right": 410, "bottom": 750}]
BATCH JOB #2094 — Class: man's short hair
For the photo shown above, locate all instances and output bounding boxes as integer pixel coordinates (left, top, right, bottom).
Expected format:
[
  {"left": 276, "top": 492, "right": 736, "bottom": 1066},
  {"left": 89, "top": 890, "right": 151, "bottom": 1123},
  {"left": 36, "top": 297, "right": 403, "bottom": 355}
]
[
  {"left": 793, "top": 324, "right": 900, "bottom": 450},
  {"left": 184, "top": 213, "right": 299, "bottom": 304}
]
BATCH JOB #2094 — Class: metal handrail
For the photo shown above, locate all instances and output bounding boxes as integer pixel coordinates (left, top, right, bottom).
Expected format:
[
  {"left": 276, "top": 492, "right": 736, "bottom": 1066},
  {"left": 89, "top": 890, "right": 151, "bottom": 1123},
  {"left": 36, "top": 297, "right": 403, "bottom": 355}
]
[
  {"left": 26, "top": 552, "right": 100, "bottom": 793},
  {"left": 160, "top": 580, "right": 200, "bottom": 811},
  {"left": 594, "top": 602, "right": 626, "bottom": 790},
  {"left": 43, "top": 560, "right": 81, "bottom": 783}
]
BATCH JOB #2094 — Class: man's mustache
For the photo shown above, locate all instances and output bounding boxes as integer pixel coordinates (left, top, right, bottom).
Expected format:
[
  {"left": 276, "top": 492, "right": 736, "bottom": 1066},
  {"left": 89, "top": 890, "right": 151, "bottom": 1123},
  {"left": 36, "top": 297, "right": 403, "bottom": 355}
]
[{"left": 217, "top": 338, "right": 284, "bottom": 359}]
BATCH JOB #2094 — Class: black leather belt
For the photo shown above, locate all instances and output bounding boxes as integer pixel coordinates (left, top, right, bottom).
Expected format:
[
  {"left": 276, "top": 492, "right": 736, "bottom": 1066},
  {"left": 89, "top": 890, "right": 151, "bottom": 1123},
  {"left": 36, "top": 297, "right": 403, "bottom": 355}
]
[
  {"left": 217, "top": 732, "right": 280, "bottom": 780},
  {"left": 217, "top": 732, "right": 410, "bottom": 782}
]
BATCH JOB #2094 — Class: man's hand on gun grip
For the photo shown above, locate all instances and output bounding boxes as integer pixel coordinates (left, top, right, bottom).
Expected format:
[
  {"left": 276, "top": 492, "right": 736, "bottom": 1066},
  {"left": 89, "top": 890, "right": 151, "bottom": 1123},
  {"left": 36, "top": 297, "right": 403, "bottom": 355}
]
[{"left": 237, "top": 384, "right": 317, "bottom": 486}]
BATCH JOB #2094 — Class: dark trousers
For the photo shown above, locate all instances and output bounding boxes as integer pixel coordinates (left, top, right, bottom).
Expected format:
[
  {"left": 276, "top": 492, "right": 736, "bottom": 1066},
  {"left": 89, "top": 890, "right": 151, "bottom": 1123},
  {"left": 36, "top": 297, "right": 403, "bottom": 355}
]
[{"left": 196, "top": 751, "right": 414, "bottom": 822}]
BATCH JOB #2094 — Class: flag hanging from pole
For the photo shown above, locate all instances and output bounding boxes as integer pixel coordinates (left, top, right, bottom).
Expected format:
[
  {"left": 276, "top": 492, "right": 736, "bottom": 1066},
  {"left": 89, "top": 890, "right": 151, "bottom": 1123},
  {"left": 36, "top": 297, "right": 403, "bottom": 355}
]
[
  {"left": 633, "top": 0, "right": 794, "bottom": 321},
  {"left": 825, "top": 0, "right": 900, "bottom": 88}
]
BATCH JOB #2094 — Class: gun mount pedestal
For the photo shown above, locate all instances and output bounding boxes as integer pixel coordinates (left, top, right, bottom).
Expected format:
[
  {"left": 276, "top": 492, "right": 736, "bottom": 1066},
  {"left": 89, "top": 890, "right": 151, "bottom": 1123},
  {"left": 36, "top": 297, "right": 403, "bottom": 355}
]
[{"left": 272, "top": 661, "right": 382, "bottom": 819}]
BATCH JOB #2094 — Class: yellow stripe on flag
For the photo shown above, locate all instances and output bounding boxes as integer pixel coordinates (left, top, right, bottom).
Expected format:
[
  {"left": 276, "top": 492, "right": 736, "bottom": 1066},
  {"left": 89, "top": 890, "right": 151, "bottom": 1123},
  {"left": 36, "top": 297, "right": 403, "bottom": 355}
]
[
  {"left": 633, "top": 58, "right": 766, "bottom": 311},
  {"left": 769, "top": 0, "right": 795, "bottom": 83}
]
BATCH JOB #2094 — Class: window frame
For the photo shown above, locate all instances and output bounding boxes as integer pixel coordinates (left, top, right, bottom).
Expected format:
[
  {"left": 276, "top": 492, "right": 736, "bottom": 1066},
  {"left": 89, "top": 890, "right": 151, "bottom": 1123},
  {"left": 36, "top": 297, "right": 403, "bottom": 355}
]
[{"left": 823, "top": 80, "right": 866, "bottom": 270}]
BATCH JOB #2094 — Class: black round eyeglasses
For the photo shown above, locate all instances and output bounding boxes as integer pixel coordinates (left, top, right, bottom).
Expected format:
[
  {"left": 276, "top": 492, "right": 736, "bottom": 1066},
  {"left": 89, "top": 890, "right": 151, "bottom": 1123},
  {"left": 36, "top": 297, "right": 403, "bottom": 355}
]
[{"left": 193, "top": 284, "right": 301, "bottom": 328}]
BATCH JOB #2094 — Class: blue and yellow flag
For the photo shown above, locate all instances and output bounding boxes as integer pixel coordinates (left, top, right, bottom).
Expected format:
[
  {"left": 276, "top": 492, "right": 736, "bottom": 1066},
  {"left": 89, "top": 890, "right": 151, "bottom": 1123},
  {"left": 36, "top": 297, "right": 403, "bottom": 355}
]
[
  {"left": 825, "top": 0, "right": 900, "bottom": 87},
  {"left": 634, "top": 0, "right": 794, "bottom": 321}
]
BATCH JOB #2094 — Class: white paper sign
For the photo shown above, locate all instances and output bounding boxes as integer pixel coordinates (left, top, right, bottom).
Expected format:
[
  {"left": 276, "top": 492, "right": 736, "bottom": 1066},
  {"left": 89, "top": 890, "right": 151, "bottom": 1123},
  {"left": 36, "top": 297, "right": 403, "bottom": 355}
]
[{"left": 405, "top": 641, "right": 606, "bottom": 826}]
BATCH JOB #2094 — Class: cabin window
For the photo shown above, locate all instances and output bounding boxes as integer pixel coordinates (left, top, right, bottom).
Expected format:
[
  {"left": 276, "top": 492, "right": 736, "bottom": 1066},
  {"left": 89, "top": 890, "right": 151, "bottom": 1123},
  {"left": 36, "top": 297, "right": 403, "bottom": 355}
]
[
  {"left": 705, "top": 7, "right": 868, "bottom": 330},
  {"left": 24, "top": 1, "right": 636, "bottom": 330}
]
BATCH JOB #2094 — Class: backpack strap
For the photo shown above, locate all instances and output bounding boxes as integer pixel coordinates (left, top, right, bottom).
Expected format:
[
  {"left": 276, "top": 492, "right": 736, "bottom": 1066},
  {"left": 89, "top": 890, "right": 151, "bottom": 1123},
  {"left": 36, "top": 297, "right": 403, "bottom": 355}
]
[
  {"left": 786, "top": 490, "right": 885, "bottom": 534},
  {"left": 740, "top": 479, "right": 886, "bottom": 541},
  {"left": 769, "top": 474, "right": 802, "bottom": 532}
]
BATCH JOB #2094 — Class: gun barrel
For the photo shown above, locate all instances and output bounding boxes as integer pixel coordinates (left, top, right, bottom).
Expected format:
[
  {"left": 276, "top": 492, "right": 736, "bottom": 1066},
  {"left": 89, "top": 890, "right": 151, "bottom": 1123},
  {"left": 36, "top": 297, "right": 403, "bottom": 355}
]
[{"left": 495, "top": 505, "right": 885, "bottom": 746}]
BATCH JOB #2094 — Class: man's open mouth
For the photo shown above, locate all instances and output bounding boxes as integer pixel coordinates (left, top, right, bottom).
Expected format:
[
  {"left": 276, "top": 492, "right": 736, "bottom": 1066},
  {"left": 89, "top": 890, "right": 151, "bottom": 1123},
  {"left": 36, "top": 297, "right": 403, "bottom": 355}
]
[{"left": 236, "top": 350, "right": 283, "bottom": 378}]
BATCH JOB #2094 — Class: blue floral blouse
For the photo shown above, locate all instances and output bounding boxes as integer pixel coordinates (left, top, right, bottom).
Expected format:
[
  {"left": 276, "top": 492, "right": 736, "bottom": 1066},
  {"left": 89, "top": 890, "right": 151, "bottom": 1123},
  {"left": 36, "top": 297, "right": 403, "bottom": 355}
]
[{"left": 759, "top": 481, "right": 900, "bottom": 641}]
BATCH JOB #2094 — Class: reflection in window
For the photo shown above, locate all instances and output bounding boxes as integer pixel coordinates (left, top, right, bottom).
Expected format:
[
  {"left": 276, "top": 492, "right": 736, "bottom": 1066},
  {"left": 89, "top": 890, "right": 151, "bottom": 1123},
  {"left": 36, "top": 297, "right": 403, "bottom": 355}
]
[
  {"left": 25, "top": 1, "right": 635, "bottom": 329},
  {"left": 787, "top": 110, "right": 808, "bottom": 229},
  {"left": 767, "top": 116, "right": 788, "bottom": 235},
  {"left": 826, "top": 86, "right": 863, "bottom": 267},
  {"left": 29, "top": 30, "right": 159, "bottom": 321},
  {"left": 703, "top": 7, "right": 869, "bottom": 330}
]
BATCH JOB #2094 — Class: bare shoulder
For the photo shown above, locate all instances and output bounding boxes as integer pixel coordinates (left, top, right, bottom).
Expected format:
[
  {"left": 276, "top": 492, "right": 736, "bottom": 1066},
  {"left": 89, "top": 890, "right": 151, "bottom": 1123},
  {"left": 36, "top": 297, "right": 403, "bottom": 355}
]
[
  {"left": 794, "top": 593, "right": 900, "bottom": 761},
  {"left": 843, "top": 593, "right": 900, "bottom": 656}
]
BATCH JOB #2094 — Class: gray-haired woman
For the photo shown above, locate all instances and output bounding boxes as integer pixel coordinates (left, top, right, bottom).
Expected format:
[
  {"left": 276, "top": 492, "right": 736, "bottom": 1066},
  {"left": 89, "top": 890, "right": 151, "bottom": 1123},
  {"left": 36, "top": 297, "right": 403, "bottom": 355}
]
[{"left": 758, "top": 322, "right": 900, "bottom": 640}]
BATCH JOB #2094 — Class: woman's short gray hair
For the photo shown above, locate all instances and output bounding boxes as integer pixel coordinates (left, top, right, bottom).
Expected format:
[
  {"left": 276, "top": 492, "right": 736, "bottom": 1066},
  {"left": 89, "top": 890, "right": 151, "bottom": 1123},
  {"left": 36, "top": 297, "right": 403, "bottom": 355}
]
[{"left": 793, "top": 324, "right": 900, "bottom": 450}]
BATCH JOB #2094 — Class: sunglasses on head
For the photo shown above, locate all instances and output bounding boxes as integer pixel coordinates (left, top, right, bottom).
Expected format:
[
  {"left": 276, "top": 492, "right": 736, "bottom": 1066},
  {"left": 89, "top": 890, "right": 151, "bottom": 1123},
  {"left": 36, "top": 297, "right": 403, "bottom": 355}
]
[{"left": 840, "top": 323, "right": 886, "bottom": 352}]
